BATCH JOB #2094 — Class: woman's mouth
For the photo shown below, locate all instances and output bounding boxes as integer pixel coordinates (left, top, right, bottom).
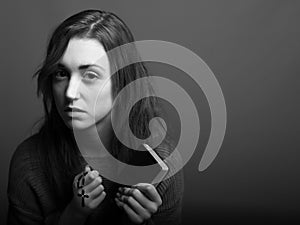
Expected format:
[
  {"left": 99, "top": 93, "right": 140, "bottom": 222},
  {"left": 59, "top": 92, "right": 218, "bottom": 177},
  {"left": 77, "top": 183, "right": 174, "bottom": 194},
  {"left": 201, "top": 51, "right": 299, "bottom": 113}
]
[
  {"left": 64, "top": 106, "right": 85, "bottom": 113},
  {"left": 64, "top": 106, "right": 86, "bottom": 117}
]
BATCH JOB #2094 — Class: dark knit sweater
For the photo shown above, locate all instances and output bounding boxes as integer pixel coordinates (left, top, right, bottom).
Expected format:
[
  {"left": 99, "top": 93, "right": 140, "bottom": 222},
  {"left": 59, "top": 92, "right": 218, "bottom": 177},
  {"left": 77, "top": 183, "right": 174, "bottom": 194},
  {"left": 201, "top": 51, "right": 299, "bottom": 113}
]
[{"left": 7, "top": 134, "right": 184, "bottom": 225}]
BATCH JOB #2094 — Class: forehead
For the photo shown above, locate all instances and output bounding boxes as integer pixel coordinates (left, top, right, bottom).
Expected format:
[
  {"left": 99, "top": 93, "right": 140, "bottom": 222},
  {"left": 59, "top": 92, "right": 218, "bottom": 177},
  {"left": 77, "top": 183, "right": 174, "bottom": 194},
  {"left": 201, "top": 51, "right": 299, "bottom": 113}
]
[{"left": 60, "top": 38, "right": 108, "bottom": 67}]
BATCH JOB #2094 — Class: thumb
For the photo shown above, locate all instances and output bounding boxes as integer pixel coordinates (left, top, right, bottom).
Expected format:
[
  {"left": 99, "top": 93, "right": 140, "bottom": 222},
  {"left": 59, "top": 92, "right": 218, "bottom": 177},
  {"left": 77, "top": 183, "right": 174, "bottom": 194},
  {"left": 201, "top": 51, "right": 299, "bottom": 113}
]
[
  {"left": 85, "top": 164, "right": 94, "bottom": 172},
  {"left": 133, "top": 183, "right": 161, "bottom": 203}
]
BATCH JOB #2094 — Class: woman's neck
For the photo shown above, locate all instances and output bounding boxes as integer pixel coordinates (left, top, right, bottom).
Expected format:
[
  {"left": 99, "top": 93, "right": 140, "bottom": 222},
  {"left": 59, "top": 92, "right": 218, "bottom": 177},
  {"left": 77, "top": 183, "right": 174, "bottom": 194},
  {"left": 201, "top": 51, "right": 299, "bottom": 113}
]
[{"left": 72, "top": 113, "right": 113, "bottom": 158}]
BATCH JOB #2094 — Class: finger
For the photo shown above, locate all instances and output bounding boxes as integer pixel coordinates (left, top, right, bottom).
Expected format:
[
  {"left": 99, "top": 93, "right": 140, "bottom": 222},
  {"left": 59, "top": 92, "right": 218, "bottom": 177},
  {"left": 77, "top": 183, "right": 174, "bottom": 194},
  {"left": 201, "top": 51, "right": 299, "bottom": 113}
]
[
  {"left": 84, "top": 170, "right": 100, "bottom": 186},
  {"left": 114, "top": 198, "right": 143, "bottom": 224},
  {"left": 84, "top": 175, "right": 102, "bottom": 193},
  {"left": 133, "top": 183, "right": 162, "bottom": 205},
  {"left": 85, "top": 164, "right": 92, "bottom": 172},
  {"left": 115, "top": 197, "right": 122, "bottom": 207},
  {"left": 117, "top": 193, "right": 151, "bottom": 219},
  {"left": 120, "top": 187, "right": 157, "bottom": 214},
  {"left": 73, "top": 168, "right": 99, "bottom": 191},
  {"left": 73, "top": 167, "right": 93, "bottom": 189},
  {"left": 89, "top": 184, "right": 104, "bottom": 199},
  {"left": 73, "top": 173, "right": 83, "bottom": 189},
  {"left": 88, "top": 165, "right": 94, "bottom": 171},
  {"left": 90, "top": 191, "right": 106, "bottom": 209},
  {"left": 122, "top": 202, "right": 144, "bottom": 224},
  {"left": 74, "top": 172, "right": 90, "bottom": 189},
  {"left": 74, "top": 166, "right": 90, "bottom": 183}
]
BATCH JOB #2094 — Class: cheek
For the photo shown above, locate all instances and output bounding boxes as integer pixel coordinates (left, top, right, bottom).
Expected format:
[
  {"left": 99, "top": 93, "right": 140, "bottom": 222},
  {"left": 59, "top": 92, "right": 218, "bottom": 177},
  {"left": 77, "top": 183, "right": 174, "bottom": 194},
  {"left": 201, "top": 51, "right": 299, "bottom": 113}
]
[
  {"left": 52, "top": 84, "right": 65, "bottom": 107},
  {"left": 93, "top": 84, "right": 113, "bottom": 115}
]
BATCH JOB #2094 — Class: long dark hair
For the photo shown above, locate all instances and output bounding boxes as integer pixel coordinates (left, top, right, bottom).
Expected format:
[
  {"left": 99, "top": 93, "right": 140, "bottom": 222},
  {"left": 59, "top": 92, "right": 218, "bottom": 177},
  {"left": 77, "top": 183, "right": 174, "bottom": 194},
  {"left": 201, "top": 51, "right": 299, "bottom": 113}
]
[{"left": 33, "top": 9, "right": 169, "bottom": 206}]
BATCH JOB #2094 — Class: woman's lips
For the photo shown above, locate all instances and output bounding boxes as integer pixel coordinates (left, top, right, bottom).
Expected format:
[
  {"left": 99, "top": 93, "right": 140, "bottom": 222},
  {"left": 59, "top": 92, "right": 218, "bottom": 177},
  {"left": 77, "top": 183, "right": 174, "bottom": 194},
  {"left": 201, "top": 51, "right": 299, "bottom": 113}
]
[
  {"left": 64, "top": 106, "right": 85, "bottom": 112},
  {"left": 64, "top": 107, "right": 86, "bottom": 117}
]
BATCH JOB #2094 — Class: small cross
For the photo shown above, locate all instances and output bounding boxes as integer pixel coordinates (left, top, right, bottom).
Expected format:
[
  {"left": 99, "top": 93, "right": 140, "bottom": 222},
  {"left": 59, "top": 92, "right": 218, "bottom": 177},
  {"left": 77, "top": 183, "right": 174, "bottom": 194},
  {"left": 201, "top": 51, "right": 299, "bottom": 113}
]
[{"left": 77, "top": 189, "right": 89, "bottom": 207}]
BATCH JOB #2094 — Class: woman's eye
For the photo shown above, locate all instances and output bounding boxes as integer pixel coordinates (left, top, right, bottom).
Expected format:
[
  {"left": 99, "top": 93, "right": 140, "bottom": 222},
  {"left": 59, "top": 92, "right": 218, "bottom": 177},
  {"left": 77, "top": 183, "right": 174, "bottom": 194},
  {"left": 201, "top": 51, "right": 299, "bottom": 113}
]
[
  {"left": 83, "top": 71, "right": 99, "bottom": 80},
  {"left": 54, "top": 70, "right": 69, "bottom": 80}
]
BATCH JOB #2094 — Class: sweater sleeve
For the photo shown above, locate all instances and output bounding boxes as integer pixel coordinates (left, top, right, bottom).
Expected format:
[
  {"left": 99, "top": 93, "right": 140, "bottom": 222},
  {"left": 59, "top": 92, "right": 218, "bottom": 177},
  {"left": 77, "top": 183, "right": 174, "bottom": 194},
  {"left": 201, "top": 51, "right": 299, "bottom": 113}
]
[
  {"left": 7, "top": 136, "right": 45, "bottom": 225},
  {"left": 143, "top": 145, "right": 185, "bottom": 225},
  {"left": 149, "top": 169, "right": 184, "bottom": 225}
]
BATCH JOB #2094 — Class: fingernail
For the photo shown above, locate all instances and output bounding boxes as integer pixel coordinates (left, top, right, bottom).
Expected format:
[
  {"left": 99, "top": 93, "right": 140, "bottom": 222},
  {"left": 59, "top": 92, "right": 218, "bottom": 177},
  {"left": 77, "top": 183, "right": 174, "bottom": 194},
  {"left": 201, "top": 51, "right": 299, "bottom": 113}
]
[
  {"left": 94, "top": 170, "right": 99, "bottom": 177},
  {"left": 115, "top": 198, "right": 120, "bottom": 204}
]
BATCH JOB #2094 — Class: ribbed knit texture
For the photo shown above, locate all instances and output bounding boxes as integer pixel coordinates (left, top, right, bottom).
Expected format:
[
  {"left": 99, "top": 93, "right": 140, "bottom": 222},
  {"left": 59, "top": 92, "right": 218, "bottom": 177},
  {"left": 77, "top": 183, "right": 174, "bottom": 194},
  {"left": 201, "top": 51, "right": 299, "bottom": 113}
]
[{"left": 7, "top": 134, "right": 184, "bottom": 225}]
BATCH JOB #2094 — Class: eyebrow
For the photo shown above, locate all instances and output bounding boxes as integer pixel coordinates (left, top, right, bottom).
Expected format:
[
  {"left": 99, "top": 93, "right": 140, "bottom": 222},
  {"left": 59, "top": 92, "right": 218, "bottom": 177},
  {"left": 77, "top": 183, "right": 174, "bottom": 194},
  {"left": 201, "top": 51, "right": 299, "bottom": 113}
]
[
  {"left": 57, "top": 63, "right": 105, "bottom": 72},
  {"left": 78, "top": 64, "right": 105, "bottom": 71}
]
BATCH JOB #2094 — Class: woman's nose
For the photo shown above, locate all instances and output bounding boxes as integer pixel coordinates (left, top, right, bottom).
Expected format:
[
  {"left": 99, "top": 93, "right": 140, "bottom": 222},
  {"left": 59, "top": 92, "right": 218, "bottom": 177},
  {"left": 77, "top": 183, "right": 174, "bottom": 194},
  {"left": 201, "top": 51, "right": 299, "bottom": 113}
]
[{"left": 66, "top": 75, "right": 81, "bottom": 100}]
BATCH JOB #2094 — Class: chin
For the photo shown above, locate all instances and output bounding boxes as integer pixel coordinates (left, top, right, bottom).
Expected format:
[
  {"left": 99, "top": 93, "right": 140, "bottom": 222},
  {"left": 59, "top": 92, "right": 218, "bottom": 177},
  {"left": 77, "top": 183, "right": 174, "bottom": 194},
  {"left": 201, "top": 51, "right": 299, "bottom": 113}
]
[{"left": 64, "top": 119, "right": 95, "bottom": 131}]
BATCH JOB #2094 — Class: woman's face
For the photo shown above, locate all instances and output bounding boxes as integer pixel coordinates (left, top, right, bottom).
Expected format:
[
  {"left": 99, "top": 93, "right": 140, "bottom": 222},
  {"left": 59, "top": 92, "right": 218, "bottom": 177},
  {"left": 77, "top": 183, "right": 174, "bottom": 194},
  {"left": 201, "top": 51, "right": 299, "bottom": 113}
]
[{"left": 52, "top": 38, "right": 113, "bottom": 130}]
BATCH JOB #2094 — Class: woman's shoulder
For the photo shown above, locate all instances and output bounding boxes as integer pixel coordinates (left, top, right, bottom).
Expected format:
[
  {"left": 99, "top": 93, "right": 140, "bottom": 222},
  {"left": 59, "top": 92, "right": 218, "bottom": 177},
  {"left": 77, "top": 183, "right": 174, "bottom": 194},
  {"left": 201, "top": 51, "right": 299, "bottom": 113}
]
[
  {"left": 9, "top": 133, "right": 42, "bottom": 175},
  {"left": 11, "top": 133, "right": 41, "bottom": 158},
  {"left": 7, "top": 133, "right": 50, "bottom": 223}
]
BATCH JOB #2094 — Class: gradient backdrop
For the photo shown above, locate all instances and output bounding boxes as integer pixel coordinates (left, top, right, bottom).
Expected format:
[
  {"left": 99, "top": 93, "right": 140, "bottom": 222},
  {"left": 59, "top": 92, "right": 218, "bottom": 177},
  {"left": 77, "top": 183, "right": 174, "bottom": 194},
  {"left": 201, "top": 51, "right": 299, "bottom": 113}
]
[{"left": 1, "top": 0, "right": 299, "bottom": 224}]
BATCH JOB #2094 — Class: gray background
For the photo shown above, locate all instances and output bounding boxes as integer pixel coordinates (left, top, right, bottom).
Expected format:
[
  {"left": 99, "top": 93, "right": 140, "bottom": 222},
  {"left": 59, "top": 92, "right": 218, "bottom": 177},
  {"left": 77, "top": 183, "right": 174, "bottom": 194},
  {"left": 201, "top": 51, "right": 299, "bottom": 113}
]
[{"left": 1, "top": 0, "right": 299, "bottom": 224}]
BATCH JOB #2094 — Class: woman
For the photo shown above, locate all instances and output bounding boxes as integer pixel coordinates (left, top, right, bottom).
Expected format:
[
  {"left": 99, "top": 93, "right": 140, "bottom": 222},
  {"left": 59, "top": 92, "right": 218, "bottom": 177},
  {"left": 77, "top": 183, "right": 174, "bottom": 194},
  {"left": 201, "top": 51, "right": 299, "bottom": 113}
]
[{"left": 7, "top": 9, "right": 184, "bottom": 225}]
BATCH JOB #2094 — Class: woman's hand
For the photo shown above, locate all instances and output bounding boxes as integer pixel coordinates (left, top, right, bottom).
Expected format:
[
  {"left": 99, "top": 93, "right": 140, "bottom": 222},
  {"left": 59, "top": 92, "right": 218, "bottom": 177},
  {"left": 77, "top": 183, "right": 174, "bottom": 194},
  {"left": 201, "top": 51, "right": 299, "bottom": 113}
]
[
  {"left": 70, "top": 165, "right": 106, "bottom": 216},
  {"left": 115, "top": 183, "right": 162, "bottom": 224}
]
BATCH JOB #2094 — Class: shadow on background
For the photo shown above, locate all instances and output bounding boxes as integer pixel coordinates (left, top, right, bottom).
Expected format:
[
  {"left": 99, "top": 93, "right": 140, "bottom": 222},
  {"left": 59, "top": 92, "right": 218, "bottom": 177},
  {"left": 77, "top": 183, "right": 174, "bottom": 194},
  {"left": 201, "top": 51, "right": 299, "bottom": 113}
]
[{"left": 183, "top": 206, "right": 299, "bottom": 224}]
